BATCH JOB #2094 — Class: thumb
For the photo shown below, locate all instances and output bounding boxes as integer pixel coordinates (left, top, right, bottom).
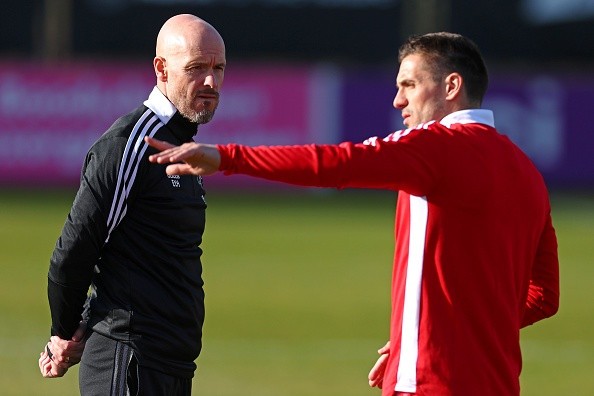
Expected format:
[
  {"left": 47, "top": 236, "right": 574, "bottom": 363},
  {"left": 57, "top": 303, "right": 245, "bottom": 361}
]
[
  {"left": 378, "top": 341, "right": 390, "bottom": 355},
  {"left": 165, "top": 163, "right": 198, "bottom": 176}
]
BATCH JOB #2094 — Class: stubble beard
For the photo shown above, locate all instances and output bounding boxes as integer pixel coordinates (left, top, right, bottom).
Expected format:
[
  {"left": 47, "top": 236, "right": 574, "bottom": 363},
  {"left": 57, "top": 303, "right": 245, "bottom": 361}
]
[
  {"left": 187, "top": 108, "right": 216, "bottom": 124},
  {"left": 172, "top": 90, "right": 218, "bottom": 124},
  {"left": 177, "top": 101, "right": 217, "bottom": 125}
]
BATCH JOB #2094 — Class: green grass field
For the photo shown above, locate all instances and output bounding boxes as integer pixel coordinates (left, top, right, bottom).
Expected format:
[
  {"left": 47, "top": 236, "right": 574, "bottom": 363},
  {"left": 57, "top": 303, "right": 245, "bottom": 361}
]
[{"left": 0, "top": 188, "right": 592, "bottom": 395}]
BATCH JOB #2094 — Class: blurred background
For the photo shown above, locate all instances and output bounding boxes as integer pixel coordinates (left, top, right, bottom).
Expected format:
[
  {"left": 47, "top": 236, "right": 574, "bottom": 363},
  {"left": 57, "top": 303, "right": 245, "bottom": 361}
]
[
  {"left": 1, "top": 0, "right": 593, "bottom": 395},
  {"left": 2, "top": 0, "right": 594, "bottom": 188}
]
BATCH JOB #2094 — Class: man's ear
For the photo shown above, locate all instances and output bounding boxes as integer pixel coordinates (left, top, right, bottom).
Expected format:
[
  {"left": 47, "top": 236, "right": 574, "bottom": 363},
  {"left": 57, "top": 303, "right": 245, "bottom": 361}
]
[
  {"left": 154, "top": 56, "right": 167, "bottom": 82},
  {"left": 444, "top": 72, "right": 463, "bottom": 101}
]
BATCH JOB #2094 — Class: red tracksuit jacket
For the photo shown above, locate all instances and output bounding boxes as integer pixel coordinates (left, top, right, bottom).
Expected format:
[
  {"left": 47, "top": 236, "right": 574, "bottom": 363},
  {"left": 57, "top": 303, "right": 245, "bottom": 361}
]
[{"left": 217, "top": 109, "right": 560, "bottom": 396}]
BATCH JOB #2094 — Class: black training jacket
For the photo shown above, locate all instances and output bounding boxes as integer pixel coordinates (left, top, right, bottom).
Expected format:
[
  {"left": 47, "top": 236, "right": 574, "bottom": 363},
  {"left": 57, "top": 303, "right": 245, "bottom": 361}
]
[{"left": 48, "top": 87, "right": 207, "bottom": 378}]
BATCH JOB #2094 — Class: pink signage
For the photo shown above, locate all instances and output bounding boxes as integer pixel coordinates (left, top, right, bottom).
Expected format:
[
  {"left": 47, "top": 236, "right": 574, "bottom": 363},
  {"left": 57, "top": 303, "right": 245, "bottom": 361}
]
[
  {"left": 192, "top": 63, "right": 338, "bottom": 189},
  {"left": 0, "top": 62, "right": 337, "bottom": 189},
  {"left": 200, "top": 64, "right": 309, "bottom": 145},
  {"left": 0, "top": 62, "right": 153, "bottom": 186}
]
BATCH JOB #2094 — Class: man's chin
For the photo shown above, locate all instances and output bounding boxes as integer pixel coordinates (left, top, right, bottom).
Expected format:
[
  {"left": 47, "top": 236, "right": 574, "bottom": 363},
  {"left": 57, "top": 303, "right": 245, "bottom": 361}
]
[
  {"left": 191, "top": 109, "right": 216, "bottom": 124},
  {"left": 197, "top": 114, "right": 214, "bottom": 124}
]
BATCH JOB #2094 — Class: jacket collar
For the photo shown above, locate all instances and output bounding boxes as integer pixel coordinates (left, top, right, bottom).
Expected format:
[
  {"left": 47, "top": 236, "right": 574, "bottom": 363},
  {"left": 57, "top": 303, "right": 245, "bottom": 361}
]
[
  {"left": 440, "top": 109, "right": 495, "bottom": 128},
  {"left": 143, "top": 86, "right": 198, "bottom": 140}
]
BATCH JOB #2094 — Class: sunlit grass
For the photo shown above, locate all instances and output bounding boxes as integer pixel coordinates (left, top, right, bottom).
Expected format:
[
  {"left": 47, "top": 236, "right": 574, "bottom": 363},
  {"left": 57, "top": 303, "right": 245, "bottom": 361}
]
[{"left": 0, "top": 189, "right": 591, "bottom": 395}]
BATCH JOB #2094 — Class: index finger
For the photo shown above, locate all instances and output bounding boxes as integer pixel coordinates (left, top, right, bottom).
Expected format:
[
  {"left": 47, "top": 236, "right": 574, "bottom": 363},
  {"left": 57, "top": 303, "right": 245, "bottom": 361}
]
[{"left": 145, "top": 136, "right": 175, "bottom": 151}]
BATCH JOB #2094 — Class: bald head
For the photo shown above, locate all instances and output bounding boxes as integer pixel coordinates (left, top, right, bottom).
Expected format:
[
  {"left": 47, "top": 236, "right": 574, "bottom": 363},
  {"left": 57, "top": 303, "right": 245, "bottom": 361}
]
[
  {"left": 156, "top": 14, "right": 224, "bottom": 60},
  {"left": 153, "top": 14, "right": 226, "bottom": 124}
]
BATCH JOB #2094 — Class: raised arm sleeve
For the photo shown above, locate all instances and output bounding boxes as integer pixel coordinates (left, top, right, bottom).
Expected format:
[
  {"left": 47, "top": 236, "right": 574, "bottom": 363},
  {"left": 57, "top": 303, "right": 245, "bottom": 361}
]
[{"left": 217, "top": 136, "right": 439, "bottom": 195}]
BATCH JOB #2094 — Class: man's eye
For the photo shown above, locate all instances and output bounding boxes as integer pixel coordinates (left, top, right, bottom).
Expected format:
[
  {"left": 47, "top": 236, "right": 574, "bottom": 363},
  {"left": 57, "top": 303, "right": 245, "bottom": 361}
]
[{"left": 189, "top": 65, "right": 205, "bottom": 72}]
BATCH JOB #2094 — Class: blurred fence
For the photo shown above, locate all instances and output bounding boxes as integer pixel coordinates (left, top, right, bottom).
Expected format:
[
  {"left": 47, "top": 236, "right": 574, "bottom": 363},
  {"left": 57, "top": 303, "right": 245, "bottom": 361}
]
[{"left": 0, "top": 61, "right": 592, "bottom": 189}]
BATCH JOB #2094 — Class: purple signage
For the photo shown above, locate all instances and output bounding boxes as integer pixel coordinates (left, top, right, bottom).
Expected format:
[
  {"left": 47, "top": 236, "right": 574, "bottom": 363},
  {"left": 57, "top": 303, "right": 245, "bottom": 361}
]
[
  {"left": 340, "top": 68, "right": 594, "bottom": 188},
  {"left": 485, "top": 73, "right": 594, "bottom": 187}
]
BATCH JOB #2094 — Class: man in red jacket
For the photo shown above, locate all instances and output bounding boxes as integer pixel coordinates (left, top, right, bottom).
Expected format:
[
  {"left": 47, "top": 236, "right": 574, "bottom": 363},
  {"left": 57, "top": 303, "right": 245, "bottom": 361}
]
[{"left": 146, "top": 32, "right": 559, "bottom": 396}]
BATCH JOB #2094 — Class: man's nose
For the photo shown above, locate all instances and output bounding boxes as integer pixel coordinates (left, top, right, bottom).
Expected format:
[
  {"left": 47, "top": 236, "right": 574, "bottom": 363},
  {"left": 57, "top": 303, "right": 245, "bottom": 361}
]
[
  {"left": 204, "top": 73, "right": 217, "bottom": 89},
  {"left": 393, "top": 91, "right": 406, "bottom": 109}
]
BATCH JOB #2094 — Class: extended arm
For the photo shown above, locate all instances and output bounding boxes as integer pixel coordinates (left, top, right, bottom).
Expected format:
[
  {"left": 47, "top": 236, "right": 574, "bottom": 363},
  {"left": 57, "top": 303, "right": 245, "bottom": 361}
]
[{"left": 146, "top": 135, "right": 438, "bottom": 194}]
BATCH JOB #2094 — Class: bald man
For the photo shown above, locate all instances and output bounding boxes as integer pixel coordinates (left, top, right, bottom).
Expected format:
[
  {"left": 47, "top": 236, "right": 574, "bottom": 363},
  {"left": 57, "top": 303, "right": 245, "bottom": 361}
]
[{"left": 38, "top": 14, "right": 226, "bottom": 395}]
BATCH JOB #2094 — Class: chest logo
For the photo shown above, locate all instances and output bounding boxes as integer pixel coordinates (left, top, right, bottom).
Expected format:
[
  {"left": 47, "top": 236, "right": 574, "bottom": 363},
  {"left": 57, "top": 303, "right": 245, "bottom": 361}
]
[{"left": 168, "top": 174, "right": 181, "bottom": 188}]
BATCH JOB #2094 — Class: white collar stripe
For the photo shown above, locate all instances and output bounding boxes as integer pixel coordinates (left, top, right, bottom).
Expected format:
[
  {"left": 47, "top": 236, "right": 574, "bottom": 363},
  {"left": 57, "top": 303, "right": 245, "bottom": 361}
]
[
  {"left": 144, "top": 86, "right": 176, "bottom": 124},
  {"left": 439, "top": 109, "right": 495, "bottom": 128}
]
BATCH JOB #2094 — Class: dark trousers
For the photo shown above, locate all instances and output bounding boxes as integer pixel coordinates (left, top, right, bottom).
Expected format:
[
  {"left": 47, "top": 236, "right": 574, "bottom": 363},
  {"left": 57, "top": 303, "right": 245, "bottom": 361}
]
[{"left": 79, "top": 331, "right": 192, "bottom": 396}]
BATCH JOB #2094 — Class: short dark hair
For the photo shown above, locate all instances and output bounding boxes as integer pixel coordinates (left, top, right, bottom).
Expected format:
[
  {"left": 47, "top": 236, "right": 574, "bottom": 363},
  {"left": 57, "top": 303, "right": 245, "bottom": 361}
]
[{"left": 398, "top": 32, "right": 489, "bottom": 106}]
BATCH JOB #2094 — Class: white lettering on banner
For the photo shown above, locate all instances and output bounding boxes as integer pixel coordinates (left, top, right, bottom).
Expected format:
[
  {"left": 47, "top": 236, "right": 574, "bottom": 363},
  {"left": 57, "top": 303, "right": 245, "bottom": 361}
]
[
  {"left": 0, "top": 131, "right": 95, "bottom": 176},
  {"left": 0, "top": 72, "right": 148, "bottom": 122},
  {"left": 484, "top": 77, "right": 563, "bottom": 171},
  {"left": 0, "top": 62, "right": 327, "bottom": 188}
]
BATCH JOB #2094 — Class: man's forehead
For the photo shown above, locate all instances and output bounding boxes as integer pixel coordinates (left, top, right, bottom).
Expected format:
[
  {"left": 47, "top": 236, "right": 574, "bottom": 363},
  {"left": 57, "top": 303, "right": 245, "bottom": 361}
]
[
  {"left": 186, "top": 49, "right": 226, "bottom": 63},
  {"left": 170, "top": 40, "right": 225, "bottom": 63},
  {"left": 397, "top": 54, "right": 430, "bottom": 81}
]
